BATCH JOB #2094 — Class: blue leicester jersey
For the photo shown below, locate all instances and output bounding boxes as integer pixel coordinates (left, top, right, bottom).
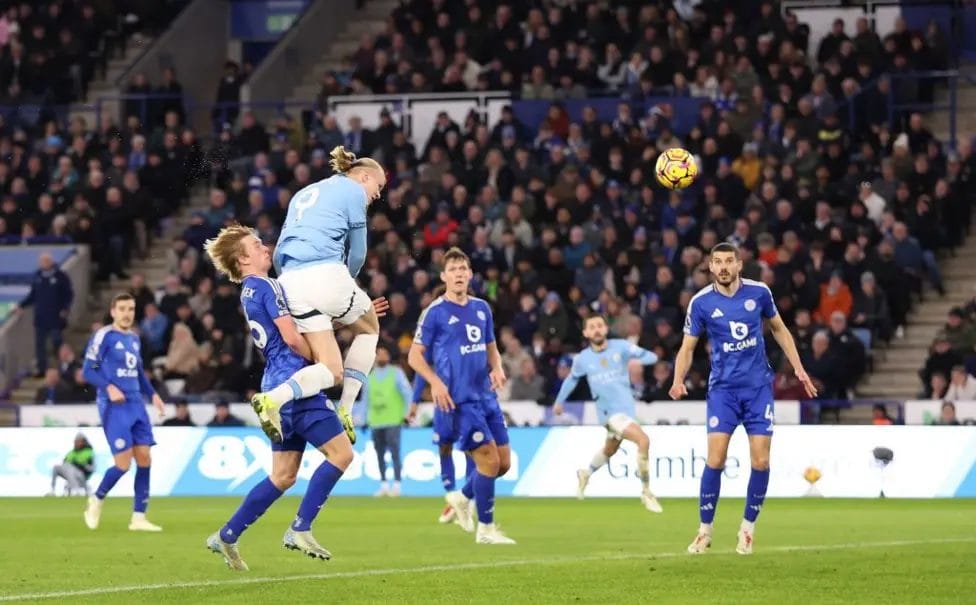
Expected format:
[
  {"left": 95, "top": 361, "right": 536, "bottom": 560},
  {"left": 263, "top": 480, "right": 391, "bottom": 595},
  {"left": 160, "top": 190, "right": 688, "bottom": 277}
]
[
  {"left": 556, "top": 339, "right": 657, "bottom": 421},
  {"left": 273, "top": 175, "right": 368, "bottom": 275},
  {"left": 414, "top": 296, "right": 496, "bottom": 406},
  {"left": 241, "top": 275, "right": 305, "bottom": 391},
  {"left": 684, "top": 278, "right": 777, "bottom": 390},
  {"left": 82, "top": 327, "right": 153, "bottom": 408}
]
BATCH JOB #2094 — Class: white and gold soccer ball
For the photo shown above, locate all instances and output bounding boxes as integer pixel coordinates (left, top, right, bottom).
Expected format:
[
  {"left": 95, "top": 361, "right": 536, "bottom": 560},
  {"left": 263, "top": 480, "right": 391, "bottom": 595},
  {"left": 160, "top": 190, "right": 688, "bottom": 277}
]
[{"left": 654, "top": 148, "right": 699, "bottom": 190}]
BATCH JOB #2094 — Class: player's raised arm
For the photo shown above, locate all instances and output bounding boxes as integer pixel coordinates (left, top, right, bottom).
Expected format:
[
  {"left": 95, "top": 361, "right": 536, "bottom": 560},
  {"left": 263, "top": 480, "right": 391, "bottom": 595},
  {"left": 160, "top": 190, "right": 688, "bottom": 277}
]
[{"left": 625, "top": 341, "right": 658, "bottom": 366}]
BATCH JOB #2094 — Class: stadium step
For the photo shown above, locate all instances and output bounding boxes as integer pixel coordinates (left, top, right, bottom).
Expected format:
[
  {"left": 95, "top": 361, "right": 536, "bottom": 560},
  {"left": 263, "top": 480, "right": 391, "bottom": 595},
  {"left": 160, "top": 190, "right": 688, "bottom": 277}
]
[
  {"left": 859, "top": 216, "right": 976, "bottom": 407},
  {"left": 282, "top": 0, "right": 399, "bottom": 106}
]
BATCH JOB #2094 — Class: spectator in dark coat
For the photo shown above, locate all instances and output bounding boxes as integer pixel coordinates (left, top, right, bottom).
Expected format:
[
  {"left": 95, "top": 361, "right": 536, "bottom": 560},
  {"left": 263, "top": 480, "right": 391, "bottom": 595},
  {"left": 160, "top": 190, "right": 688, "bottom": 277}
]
[{"left": 15, "top": 252, "right": 73, "bottom": 375}]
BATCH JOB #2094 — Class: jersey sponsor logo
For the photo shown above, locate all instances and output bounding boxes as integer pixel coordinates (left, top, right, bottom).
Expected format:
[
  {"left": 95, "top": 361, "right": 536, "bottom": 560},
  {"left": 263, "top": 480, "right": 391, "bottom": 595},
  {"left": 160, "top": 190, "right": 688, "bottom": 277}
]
[
  {"left": 744, "top": 299, "right": 757, "bottom": 312},
  {"left": 249, "top": 320, "right": 269, "bottom": 350},
  {"left": 460, "top": 323, "right": 487, "bottom": 354},
  {"left": 711, "top": 308, "right": 724, "bottom": 318},
  {"left": 723, "top": 321, "right": 758, "bottom": 353},
  {"left": 116, "top": 351, "right": 140, "bottom": 377}
]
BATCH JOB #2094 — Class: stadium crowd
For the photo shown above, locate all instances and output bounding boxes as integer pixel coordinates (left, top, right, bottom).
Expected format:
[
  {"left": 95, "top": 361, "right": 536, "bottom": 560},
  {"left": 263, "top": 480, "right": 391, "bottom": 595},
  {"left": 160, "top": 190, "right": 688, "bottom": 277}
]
[{"left": 11, "top": 1, "right": 976, "bottom": 413}]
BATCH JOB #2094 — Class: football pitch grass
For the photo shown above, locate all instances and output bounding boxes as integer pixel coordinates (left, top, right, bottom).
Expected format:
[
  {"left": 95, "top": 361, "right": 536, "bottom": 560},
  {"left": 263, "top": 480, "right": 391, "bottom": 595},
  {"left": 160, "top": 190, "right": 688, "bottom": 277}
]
[{"left": 1, "top": 497, "right": 973, "bottom": 604}]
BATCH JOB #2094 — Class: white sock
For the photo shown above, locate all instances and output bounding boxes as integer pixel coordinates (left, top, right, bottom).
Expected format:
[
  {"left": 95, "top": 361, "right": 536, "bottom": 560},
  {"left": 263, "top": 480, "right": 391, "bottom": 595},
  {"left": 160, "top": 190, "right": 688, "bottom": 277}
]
[
  {"left": 339, "top": 334, "right": 378, "bottom": 410},
  {"left": 699, "top": 522, "right": 713, "bottom": 535},
  {"left": 741, "top": 519, "right": 755, "bottom": 533},
  {"left": 267, "top": 363, "right": 335, "bottom": 406},
  {"left": 588, "top": 451, "right": 609, "bottom": 473},
  {"left": 132, "top": 511, "right": 146, "bottom": 522},
  {"left": 637, "top": 451, "right": 650, "bottom": 489}
]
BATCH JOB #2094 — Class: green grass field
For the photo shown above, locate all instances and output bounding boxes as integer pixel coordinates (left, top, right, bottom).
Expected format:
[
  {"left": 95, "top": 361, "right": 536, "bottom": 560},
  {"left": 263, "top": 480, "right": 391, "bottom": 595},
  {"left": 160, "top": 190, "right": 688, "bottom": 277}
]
[{"left": 1, "top": 497, "right": 973, "bottom": 604}]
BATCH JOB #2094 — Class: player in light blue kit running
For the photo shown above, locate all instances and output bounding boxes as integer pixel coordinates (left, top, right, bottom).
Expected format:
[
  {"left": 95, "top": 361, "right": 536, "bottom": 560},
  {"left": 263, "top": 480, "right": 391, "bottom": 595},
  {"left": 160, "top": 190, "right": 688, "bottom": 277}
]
[
  {"left": 203, "top": 225, "right": 360, "bottom": 570},
  {"left": 82, "top": 293, "right": 166, "bottom": 532},
  {"left": 252, "top": 146, "right": 387, "bottom": 446},
  {"left": 408, "top": 247, "right": 515, "bottom": 544},
  {"left": 553, "top": 315, "right": 663, "bottom": 513},
  {"left": 671, "top": 242, "right": 816, "bottom": 555}
]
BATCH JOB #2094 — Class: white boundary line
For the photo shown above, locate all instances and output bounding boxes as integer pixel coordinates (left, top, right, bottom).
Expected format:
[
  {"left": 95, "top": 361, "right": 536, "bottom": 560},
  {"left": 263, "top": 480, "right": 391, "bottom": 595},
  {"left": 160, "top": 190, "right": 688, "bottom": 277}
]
[{"left": 2, "top": 537, "right": 973, "bottom": 602}]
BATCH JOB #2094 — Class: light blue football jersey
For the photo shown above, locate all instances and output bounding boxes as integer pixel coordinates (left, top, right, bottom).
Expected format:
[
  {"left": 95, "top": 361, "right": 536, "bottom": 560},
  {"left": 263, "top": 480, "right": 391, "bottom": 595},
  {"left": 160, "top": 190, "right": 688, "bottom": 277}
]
[
  {"left": 555, "top": 339, "right": 658, "bottom": 423},
  {"left": 683, "top": 278, "right": 777, "bottom": 390},
  {"left": 273, "top": 175, "right": 368, "bottom": 276}
]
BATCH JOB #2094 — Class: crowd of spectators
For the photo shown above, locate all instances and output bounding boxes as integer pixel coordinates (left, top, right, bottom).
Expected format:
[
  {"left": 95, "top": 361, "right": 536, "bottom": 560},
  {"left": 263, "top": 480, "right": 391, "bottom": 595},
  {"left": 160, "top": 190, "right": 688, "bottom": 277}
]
[{"left": 19, "top": 1, "right": 976, "bottom": 412}]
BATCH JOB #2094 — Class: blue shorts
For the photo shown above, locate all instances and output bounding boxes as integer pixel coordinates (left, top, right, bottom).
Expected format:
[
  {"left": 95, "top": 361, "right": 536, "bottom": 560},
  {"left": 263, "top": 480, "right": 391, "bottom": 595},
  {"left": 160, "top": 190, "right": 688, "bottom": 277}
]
[
  {"left": 457, "top": 397, "right": 510, "bottom": 452},
  {"left": 432, "top": 407, "right": 458, "bottom": 445},
  {"left": 706, "top": 383, "right": 775, "bottom": 436},
  {"left": 272, "top": 396, "right": 344, "bottom": 452},
  {"left": 100, "top": 402, "right": 155, "bottom": 454}
]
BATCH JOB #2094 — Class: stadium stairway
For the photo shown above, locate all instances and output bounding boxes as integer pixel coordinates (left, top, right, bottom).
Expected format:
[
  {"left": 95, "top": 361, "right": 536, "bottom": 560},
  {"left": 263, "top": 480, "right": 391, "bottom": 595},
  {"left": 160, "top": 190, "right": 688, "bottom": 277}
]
[
  {"left": 70, "top": 34, "right": 155, "bottom": 128},
  {"left": 283, "top": 0, "right": 398, "bottom": 107},
  {"left": 854, "top": 226, "right": 976, "bottom": 410},
  {"left": 927, "top": 60, "right": 976, "bottom": 145},
  {"left": 10, "top": 186, "right": 210, "bottom": 404}
]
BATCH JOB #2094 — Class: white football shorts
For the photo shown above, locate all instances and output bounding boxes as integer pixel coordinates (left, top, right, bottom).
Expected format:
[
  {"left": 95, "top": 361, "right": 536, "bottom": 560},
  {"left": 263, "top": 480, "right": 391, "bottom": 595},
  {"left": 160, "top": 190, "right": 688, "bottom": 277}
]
[
  {"left": 276, "top": 263, "right": 372, "bottom": 333},
  {"left": 605, "top": 412, "right": 638, "bottom": 440}
]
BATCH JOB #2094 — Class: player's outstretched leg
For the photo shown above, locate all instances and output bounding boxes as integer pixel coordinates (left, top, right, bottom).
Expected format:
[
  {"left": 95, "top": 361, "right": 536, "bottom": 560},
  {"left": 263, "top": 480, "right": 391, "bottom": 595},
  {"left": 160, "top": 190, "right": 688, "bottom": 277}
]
[
  {"left": 251, "top": 362, "right": 339, "bottom": 444},
  {"left": 284, "top": 431, "right": 351, "bottom": 560},
  {"left": 208, "top": 476, "right": 286, "bottom": 570},
  {"left": 738, "top": 436, "right": 771, "bottom": 555}
]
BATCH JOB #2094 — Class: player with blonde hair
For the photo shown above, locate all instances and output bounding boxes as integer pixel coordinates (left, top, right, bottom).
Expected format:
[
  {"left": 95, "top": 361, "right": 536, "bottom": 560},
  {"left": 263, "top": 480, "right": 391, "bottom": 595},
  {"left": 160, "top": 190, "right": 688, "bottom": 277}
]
[{"left": 250, "top": 146, "right": 386, "bottom": 444}]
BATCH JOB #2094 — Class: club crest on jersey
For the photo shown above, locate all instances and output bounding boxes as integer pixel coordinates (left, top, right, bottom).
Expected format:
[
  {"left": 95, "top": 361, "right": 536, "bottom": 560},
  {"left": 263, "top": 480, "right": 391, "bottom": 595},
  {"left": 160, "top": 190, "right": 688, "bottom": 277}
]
[
  {"left": 744, "top": 299, "right": 757, "bottom": 312},
  {"left": 476, "top": 310, "right": 486, "bottom": 321},
  {"left": 612, "top": 353, "right": 621, "bottom": 363},
  {"left": 600, "top": 358, "right": 609, "bottom": 367}
]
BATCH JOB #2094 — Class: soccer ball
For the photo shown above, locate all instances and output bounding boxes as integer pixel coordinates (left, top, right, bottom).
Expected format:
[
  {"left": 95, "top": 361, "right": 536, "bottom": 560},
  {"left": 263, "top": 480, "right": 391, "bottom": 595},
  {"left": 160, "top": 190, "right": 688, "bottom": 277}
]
[{"left": 655, "top": 148, "right": 699, "bottom": 190}]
